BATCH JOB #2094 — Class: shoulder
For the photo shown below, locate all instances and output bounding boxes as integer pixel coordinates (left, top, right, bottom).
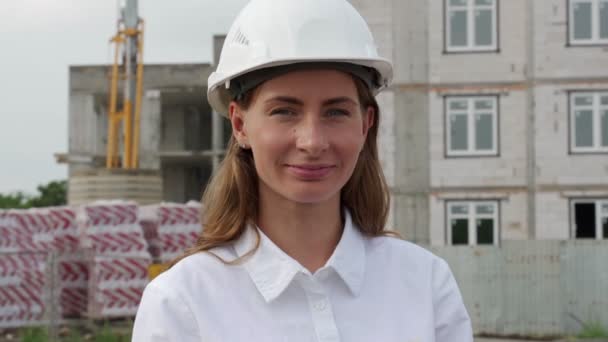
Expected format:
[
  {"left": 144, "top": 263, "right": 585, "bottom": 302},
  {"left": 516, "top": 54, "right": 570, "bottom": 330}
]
[
  {"left": 367, "top": 235, "right": 441, "bottom": 265},
  {"left": 365, "top": 235, "right": 453, "bottom": 279}
]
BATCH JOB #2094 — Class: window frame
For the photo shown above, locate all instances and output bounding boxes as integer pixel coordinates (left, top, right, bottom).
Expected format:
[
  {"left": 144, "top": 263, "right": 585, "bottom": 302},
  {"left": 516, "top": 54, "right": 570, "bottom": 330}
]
[
  {"left": 568, "top": 0, "right": 608, "bottom": 46},
  {"left": 570, "top": 198, "right": 608, "bottom": 239},
  {"left": 445, "top": 95, "right": 500, "bottom": 157},
  {"left": 568, "top": 91, "right": 608, "bottom": 154},
  {"left": 446, "top": 200, "right": 500, "bottom": 246},
  {"left": 445, "top": 0, "right": 499, "bottom": 52}
]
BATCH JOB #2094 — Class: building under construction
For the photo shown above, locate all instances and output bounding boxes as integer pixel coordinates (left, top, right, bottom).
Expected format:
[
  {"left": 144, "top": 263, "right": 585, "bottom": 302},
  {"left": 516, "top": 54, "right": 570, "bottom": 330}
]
[{"left": 59, "top": 0, "right": 608, "bottom": 245}]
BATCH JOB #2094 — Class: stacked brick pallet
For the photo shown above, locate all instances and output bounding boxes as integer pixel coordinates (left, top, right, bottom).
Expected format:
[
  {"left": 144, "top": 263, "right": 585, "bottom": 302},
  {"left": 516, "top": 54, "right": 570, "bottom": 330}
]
[
  {"left": 50, "top": 207, "right": 88, "bottom": 319},
  {"left": 0, "top": 201, "right": 200, "bottom": 327},
  {"left": 80, "top": 202, "right": 151, "bottom": 318},
  {"left": 0, "top": 252, "right": 47, "bottom": 328},
  {"left": 0, "top": 209, "right": 51, "bottom": 328},
  {"left": 139, "top": 202, "right": 202, "bottom": 263}
]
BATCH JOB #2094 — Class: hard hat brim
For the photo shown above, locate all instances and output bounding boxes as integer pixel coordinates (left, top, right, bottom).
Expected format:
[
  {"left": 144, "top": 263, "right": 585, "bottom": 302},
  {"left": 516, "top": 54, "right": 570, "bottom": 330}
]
[{"left": 207, "top": 56, "right": 393, "bottom": 117}]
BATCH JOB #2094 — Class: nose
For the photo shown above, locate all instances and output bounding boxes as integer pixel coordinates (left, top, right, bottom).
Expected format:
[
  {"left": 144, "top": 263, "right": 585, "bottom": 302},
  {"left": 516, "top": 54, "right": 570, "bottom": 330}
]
[{"left": 295, "top": 115, "right": 329, "bottom": 156}]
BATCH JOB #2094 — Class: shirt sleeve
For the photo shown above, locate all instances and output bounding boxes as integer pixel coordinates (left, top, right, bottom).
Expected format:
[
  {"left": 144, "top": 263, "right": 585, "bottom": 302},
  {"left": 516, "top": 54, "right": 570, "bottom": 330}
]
[
  {"left": 131, "top": 281, "right": 201, "bottom": 342},
  {"left": 432, "top": 258, "right": 474, "bottom": 342}
]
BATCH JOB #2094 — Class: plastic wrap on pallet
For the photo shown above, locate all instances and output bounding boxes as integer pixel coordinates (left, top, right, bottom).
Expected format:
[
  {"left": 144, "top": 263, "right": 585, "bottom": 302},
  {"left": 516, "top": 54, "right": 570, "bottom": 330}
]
[
  {"left": 49, "top": 207, "right": 79, "bottom": 253},
  {"left": 157, "top": 202, "right": 202, "bottom": 263},
  {"left": 78, "top": 201, "right": 149, "bottom": 258},
  {"left": 0, "top": 209, "right": 54, "bottom": 253},
  {"left": 86, "top": 254, "right": 150, "bottom": 318},
  {"left": 0, "top": 253, "right": 48, "bottom": 328},
  {"left": 56, "top": 252, "right": 89, "bottom": 318}
]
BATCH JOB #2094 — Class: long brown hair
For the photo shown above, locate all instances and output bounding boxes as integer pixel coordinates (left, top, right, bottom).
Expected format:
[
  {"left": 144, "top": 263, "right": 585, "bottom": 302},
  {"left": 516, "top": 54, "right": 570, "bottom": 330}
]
[{"left": 171, "top": 75, "right": 392, "bottom": 266}]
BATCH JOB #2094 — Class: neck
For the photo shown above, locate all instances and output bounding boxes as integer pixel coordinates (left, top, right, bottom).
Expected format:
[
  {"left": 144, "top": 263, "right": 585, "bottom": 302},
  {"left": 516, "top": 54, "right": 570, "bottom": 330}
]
[{"left": 257, "top": 187, "right": 343, "bottom": 273}]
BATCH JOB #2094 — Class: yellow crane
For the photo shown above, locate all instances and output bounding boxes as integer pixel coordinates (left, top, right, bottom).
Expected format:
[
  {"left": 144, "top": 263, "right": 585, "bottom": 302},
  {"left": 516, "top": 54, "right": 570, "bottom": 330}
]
[{"left": 106, "top": 0, "right": 145, "bottom": 169}]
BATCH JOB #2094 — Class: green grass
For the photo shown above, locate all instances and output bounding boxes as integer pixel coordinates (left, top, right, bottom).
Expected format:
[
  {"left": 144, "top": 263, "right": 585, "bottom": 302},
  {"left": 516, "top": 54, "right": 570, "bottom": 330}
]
[
  {"left": 20, "top": 327, "right": 47, "bottom": 342},
  {"left": 8, "top": 324, "right": 131, "bottom": 342},
  {"left": 577, "top": 321, "right": 608, "bottom": 339}
]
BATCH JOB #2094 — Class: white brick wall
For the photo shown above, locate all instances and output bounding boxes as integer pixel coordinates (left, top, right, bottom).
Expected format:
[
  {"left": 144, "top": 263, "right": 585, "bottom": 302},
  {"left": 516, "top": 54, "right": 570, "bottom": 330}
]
[
  {"left": 535, "top": 84, "right": 608, "bottom": 185},
  {"left": 429, "top": 90, "right": 528, "bottom": 188},
  {"left": 428, "top": 0, "right": 527, "bottom": 84},
  {"left": 429, "top": 191, "right": 528, "bottom": 246},
  {"left": 533, "top": 0, "right": 608, "bottom": 79}
]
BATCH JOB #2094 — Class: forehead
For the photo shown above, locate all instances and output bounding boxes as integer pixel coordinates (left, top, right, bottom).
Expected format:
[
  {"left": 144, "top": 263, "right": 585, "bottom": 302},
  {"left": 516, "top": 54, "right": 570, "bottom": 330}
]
[{"left": 254, "top": 69, "right": 359, "bottom": 102}]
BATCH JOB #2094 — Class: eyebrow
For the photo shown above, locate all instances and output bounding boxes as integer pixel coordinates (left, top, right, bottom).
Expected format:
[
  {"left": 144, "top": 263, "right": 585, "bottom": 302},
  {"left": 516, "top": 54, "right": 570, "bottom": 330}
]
[{"left": 265, "top": 96, "right": 358, "bottom": 107}]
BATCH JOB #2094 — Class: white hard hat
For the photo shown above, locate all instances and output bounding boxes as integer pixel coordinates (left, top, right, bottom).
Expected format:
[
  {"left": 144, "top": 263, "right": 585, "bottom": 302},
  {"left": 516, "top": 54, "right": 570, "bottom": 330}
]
[{"left": 207, "top": 0, "right": 394, "bottom": 117}]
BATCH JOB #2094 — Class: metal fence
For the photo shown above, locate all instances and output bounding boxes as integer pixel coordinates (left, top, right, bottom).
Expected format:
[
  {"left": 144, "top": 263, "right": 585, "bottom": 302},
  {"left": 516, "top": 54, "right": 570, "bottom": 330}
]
[{"left": 431, "top": 240, "right": 608, "bottom": 337}]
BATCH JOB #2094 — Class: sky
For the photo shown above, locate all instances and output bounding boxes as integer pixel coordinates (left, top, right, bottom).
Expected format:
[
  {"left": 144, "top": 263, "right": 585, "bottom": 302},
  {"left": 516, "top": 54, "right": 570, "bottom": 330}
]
[{"left": 0, "top": 0, "right": 249, "bottom": 194}]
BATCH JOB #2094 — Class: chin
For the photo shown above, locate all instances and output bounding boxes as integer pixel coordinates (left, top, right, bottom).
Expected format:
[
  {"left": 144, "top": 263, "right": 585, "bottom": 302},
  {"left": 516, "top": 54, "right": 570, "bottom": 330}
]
[{"left": 281, "top": 185, "right": 342, "bottom": 205}]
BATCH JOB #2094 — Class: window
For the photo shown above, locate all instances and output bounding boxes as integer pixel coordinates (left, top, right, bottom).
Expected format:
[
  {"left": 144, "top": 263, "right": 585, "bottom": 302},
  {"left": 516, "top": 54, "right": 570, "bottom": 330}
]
[
  {"left": 447, "top": 201, "right": 499, "bottom": 245},
  {"left": 445, "top": 0, "right": 498, "bottom": 52},
  {"left": 571, "top": 199, "right": 608, "bottom": 239},
  {"left": 569, "top": 0, "right": 608, "bottom": 45},
  {"left": 570, "top": 92, "right": 608, "bottom": 153},
  {"left": 446, "top": 96, "right": 498, "bottom": 156}
]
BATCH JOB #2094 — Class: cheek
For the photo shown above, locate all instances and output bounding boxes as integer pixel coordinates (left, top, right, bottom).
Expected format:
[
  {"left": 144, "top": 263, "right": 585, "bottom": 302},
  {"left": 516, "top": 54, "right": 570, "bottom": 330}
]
[{"left": 249, "top": 125, "right": 291, "bottom": 165}]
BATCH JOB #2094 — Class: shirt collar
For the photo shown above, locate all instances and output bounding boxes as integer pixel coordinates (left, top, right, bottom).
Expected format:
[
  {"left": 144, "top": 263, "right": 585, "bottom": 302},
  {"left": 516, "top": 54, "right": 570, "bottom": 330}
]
[{"left": 233, "top": 209, "right": 366, "bottom": 303}]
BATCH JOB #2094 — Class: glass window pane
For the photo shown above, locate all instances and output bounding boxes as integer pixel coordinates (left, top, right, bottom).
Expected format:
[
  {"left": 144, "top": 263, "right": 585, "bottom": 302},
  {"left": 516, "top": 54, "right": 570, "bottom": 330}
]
[
  {"left": 575, "top": 202, "right": 596, "bottom": 238},
  {"left": 602, "top": 202, "right": 608, "bottom": 214},
  {"left": 475, "top": 113, "right": 494, "bottom": 150},
  {"left": 575, "top": 110, "right": 594, "bottom": 147},
  {"left": 477, "top": 219, "right": 494, "bottom": 244},
  {"left": 476, "top": 0, "right": 493, "bottom": 5},
  {"left": 450, "top": 99, "right": 468, "bottom": 110},
  {"left": 452, "top": 219, "right": 469, "bottom": 245},
  {"left": 603, "top": 217, "right": 608, "bottom": 239},
  {"left": 450, "top": 10, "right": 468, "bottom": 47},
  {"left": 476, "top": 204, "right": 495, "bottom": 214},
  {"left": 450, "top": 0, "right": 467, "bottom": 5},
  {"left": 451, "top": 204, "right": 469, "bottom": 214},
  {"left": 574, "top": 95, "right": 593, "bottom": 106},
  {"left": 450, "top": 114, "right": 468, "bottom": 151},
  {"left": 601, "top": 95, "right": 608, "bottom": 105},
  {"left": 573, "top": 2, "right": 593, "bottom": 40},
  {"left": 475, "top": 98, "right": 494, "bottom": 110},
  {"left": 601, "top": 1, "right": 608, "bottom": 38},
  {"left": 602, "top": 110, "right": 608, "bottom": 147},
  {"left": 475, "top": 9, "right": 493, "bottom": 46}
]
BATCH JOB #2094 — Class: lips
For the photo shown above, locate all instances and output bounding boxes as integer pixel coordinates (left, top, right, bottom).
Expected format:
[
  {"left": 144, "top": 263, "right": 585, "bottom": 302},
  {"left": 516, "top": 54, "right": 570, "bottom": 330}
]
[{"left": 285, "top": 164, "right": 336, "bottom": 180}]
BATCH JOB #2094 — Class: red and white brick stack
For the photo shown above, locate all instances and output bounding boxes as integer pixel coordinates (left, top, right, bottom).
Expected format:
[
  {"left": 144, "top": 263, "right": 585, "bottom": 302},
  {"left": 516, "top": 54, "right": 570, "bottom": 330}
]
[
  {"left": 0, "top": 209, "right": 54, "bottom": 253},
  {"left": 87, "top": 254, "right": 149, "bottom": 317},
  {"left": 79, "top": 201, "right": 151, "bottom": 318},
  {"left": 157, "top": 202, "right": 202, "bottom": 263},
  {"left": 0, "top": 253, "right": 48, "bottom": 328}
]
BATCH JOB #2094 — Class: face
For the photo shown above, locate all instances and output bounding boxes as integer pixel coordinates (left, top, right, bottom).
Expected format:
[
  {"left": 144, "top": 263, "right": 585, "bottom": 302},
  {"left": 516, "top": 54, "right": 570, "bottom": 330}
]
[{"left": 229, "top": 69, "right": 374, "bottom": 205}]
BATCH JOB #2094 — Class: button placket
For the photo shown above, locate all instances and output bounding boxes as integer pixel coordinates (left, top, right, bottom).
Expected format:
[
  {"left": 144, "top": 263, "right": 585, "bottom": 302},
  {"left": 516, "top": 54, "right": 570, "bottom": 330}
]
[{"left": 300, "top": 277, "right": 340, "bottom": 342}]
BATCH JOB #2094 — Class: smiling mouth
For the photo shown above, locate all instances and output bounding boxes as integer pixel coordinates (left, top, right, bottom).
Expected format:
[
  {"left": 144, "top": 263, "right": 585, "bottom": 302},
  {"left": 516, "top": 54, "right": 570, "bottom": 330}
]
[{"left": 285, "top": 164, "right": 336, "bottom": 180}]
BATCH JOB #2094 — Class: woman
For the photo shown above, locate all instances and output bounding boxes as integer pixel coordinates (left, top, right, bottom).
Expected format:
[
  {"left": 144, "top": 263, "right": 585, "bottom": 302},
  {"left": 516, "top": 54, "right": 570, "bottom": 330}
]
[{"left": 132, "top": 0, "right": 473, "bottom": 341}]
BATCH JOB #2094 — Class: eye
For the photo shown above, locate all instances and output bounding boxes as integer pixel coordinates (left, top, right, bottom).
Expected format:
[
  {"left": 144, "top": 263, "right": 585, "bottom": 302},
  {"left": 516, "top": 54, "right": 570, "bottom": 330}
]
[
  {"left": 270, "top": 108, "right": 297, "bottom": 116},
  {"left": 326, "top": 109, "right": 350, "bottom": 117}
]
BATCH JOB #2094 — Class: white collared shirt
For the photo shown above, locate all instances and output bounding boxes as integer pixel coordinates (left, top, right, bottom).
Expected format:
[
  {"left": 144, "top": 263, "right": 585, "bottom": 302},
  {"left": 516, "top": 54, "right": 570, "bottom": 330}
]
[{"left": 132, "top": 211, "right": 473, "bottom": 342}]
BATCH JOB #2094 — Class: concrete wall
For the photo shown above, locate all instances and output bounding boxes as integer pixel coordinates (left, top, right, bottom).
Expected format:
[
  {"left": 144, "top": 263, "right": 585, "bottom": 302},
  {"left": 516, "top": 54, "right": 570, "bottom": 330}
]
[{"left": 67, "top": 64, "right": 215, "bottom": 204}]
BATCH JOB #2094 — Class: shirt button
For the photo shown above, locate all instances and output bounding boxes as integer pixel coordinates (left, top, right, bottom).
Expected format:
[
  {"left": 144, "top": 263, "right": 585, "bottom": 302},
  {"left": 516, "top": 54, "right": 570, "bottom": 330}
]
[{"left": 313, "top": 300, "right": 327, "bottom": 311}]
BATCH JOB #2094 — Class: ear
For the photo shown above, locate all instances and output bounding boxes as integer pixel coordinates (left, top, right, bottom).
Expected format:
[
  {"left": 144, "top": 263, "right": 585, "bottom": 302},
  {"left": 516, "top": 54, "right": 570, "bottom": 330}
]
[
  {"left": 362, "top": 106, "right": 375, "bottom": 137},
  {"left": 229, "top": 101, "right": 248, "bottom": 146}
]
